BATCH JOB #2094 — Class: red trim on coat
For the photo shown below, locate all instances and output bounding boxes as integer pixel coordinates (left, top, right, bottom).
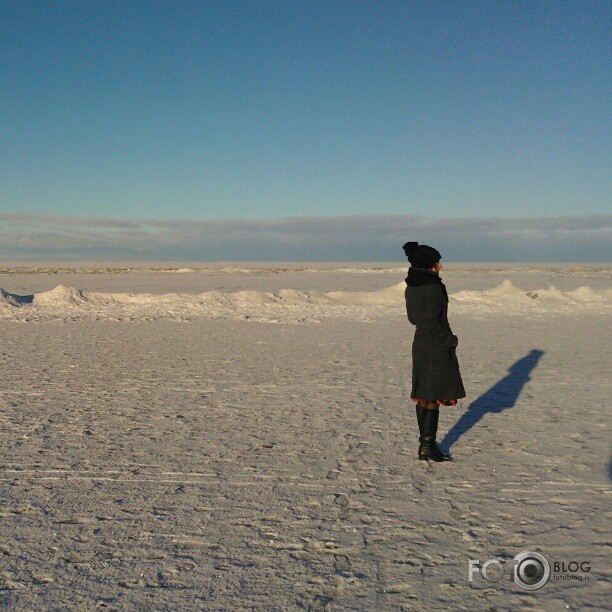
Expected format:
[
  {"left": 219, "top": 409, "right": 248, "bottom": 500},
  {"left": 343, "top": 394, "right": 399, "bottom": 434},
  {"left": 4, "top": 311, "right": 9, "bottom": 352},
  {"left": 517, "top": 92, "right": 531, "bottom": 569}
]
[{"left": 411, "top": 397, "right": 458, "bottom": 406}]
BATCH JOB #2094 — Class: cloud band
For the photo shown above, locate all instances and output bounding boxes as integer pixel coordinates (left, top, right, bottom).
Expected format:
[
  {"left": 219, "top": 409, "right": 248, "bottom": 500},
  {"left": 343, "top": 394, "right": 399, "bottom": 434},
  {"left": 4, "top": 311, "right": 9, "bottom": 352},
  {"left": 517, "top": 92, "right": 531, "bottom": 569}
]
[{"left": 0, "top": 212, "right": 610, "bottom": 261}]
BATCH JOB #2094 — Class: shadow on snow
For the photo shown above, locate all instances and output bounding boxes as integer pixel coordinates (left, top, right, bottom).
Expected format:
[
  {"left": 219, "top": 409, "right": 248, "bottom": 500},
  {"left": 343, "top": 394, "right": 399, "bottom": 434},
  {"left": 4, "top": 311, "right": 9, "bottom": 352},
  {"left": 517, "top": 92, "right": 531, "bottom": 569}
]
[
  {"left": 440, "top": 349, "right": 545, "bottom": 453},
  {"left": 0, "top": 289, "right": 34, "bottom": 305}
]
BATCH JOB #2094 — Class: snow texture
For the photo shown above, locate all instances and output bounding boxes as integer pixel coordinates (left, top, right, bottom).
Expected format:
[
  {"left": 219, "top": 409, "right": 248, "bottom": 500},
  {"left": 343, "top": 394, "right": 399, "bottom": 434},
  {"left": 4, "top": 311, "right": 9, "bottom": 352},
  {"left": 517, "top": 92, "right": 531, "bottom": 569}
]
[{"left": 0, "top": 263, "right": 609, "bottom": 609}]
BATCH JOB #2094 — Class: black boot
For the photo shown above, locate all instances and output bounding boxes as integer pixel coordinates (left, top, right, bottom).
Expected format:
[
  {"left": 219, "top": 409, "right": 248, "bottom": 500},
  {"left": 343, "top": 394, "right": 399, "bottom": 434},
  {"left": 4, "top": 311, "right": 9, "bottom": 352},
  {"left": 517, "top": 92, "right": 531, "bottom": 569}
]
[
  {"left": 419, "top": 406, "right": 452, "bottom": 462},
  {"left": 430, "top": 408, "right": 452, "bottom": 461},
  {"left": 415, "top": 403, "right": 426, "bottom": 438},
  {"left": 415, "top": 402, "right": 428, "bottom": 460},
  {"left": 416, "top": 401, "right": 431, "bottom": 460}
]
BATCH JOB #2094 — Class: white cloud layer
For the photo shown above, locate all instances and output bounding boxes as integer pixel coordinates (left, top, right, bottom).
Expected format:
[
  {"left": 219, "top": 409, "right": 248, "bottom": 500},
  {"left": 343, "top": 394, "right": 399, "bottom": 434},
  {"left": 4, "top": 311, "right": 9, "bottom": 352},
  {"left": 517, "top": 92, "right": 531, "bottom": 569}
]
[{"left": 0, "top": 212, "right": 610, "bottom": 261}]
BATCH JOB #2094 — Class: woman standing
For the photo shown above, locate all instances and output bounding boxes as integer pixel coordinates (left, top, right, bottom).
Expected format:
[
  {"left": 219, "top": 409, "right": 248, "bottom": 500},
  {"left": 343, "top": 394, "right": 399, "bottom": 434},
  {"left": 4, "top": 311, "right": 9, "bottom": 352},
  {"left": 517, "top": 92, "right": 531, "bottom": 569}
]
[{"left": 403, "top": 242, "right": 465, "bottom": 462}]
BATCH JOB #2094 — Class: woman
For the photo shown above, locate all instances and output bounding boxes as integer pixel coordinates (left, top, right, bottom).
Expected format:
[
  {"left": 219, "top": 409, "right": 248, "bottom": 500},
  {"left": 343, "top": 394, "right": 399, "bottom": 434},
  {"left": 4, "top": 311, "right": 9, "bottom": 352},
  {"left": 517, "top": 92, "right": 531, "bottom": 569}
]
[{"left": 403, "top": 242, "right": 465, "bottom": 462}]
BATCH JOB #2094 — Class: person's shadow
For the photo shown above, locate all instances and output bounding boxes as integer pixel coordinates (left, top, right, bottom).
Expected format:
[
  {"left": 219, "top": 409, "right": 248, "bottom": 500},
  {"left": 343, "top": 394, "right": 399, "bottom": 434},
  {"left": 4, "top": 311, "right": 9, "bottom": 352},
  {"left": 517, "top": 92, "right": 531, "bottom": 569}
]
[{"left": 440, "top": 349, "right": 545, "bottom": 453}]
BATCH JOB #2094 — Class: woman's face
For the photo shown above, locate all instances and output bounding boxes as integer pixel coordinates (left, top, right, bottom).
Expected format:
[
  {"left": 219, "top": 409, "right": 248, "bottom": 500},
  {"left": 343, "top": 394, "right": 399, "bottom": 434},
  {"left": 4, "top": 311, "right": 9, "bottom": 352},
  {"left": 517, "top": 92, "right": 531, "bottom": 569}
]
[{"left": 431, "top": 261, "right": 443, "bottom": 273}]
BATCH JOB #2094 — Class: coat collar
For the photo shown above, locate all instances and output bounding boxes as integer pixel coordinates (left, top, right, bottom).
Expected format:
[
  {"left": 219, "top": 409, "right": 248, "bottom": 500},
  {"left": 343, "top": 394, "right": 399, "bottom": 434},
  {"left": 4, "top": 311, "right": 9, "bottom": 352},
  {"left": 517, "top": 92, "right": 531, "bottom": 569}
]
[
  {"left": 406, "top": 266, "right": 441, "bottom": 287},
  {"left": 405, "top": 267, "right": 448, "bottom": 302}
]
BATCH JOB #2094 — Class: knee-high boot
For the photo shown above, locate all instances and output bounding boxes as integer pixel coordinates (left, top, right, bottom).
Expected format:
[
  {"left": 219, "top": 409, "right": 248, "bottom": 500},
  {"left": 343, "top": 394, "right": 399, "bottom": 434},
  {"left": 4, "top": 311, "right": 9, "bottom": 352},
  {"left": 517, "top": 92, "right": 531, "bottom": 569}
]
[
  {"left": 415, "top": 402, "right": 426, "bottom": 440},
  {"left": 415, "top": 401, "right": 430, "bottom": 460},
  {"left": 419, "top": 406, "right": 452, "bottom": 462}
]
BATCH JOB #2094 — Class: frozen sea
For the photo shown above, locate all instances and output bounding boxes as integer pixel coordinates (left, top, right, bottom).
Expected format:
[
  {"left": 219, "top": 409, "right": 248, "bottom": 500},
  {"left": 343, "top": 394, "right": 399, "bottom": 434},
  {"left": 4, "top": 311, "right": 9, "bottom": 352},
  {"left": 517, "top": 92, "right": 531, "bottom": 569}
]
[{"left": 0, "top": 262, "right": 609, "bottom": 609}]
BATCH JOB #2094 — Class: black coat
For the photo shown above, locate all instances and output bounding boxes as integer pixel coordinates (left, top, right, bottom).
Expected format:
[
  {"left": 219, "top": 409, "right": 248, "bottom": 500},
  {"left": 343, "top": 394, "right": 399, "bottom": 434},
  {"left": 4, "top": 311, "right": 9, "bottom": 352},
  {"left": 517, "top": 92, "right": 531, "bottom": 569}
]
[{"left": 405, "top": 267, "right": 466, "bottom": 402}]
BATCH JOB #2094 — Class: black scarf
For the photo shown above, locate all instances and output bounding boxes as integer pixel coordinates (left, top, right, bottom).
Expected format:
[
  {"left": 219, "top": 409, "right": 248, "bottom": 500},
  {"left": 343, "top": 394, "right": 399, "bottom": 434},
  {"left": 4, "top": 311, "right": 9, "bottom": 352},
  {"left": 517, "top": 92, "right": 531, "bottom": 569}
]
[{"left": 405, "top": 267, "right": 448, "bottom": 302}]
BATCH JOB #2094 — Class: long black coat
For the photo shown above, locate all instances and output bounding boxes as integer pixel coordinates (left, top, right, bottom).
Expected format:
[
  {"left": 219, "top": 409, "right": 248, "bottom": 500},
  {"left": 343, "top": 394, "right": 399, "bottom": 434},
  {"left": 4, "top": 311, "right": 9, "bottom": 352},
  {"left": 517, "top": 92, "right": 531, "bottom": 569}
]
[{"left": 405, "top": 268, "right": 465, "bottom": 402}]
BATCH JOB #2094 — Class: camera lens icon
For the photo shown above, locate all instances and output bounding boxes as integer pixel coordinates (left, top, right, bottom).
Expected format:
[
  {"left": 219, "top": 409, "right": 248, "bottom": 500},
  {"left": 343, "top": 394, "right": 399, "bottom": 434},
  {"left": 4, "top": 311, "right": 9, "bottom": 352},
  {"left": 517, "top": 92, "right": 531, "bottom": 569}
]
[{"left": 513, "top": 551, "right": 551, "bottom": 591}]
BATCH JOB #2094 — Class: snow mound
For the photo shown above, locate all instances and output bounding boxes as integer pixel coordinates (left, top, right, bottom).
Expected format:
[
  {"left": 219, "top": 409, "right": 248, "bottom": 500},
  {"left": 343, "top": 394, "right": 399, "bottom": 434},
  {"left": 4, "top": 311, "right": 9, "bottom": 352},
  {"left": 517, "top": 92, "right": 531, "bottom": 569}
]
[
  {"left": 0, "top": 283, "right": 399, "bottom": 323},
  {"left": 450, "top": 279, "right": 612, "bottom": 314},
  {"left": 325, "top": 282, "right": 405, "bottom": 305},
  {"left": 32, "top": 285, "right": 87, "bottom": 307},
  {"left": 452, "top": 279, "right": 535, "bottom": 304},
  {"left": 0, "top": 280, "right": 609, "bottom": 323},
  {"left": 565, "top": 286, "right": 612, "bottom": 303}
]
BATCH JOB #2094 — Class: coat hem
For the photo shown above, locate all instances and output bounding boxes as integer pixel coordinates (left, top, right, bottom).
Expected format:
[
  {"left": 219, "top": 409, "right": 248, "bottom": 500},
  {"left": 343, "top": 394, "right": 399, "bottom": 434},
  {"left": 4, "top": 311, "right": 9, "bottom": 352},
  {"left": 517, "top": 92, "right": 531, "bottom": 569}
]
[{"left": 411, "top": 397, "right": 458, "bottom": 406}]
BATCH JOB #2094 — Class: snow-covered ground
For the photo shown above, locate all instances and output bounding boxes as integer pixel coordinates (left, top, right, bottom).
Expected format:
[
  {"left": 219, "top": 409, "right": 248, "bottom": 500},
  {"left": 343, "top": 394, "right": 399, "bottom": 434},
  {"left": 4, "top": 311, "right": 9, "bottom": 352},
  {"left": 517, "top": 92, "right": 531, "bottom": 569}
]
[{"left": 0, "top": 263, "right": 609, "bottom": 609}]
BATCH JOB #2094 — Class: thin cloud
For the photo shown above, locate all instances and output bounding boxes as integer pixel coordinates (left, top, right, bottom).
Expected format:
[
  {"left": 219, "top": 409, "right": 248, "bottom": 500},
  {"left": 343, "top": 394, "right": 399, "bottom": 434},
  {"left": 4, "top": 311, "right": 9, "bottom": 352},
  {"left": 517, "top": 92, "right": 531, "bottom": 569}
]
[{"left": 0, "top": 213, "right": 610, "bottom": 261}]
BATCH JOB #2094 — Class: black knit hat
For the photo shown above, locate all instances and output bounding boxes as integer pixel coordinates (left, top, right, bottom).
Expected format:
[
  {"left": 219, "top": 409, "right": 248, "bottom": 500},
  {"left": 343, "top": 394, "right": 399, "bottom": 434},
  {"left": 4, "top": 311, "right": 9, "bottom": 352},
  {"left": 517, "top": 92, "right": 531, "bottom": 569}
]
[{"left": 402, "top": 241, "right": 441, "bottom": 268}]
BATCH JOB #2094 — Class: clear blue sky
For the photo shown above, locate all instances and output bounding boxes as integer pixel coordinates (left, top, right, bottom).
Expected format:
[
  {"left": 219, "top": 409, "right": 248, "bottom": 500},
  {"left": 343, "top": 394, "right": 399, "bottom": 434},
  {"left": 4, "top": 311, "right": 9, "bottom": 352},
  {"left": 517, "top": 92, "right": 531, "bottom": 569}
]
[{"left": 0, "top": 1, "right": 609, "bottom": 260}]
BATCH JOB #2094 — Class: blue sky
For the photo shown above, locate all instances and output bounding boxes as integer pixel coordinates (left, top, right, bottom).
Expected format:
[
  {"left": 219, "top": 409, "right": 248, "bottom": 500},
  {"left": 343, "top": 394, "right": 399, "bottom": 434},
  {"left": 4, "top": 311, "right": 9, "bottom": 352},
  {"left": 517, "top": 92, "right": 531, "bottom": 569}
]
[{"left": 0, "top": 1, "right": 609, "bottom": 260}]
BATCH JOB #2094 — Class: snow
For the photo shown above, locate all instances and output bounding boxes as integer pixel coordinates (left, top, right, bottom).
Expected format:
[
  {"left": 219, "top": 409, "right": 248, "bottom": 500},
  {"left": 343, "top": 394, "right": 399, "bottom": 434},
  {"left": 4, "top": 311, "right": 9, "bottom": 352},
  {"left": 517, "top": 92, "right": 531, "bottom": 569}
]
[
  {"left": 0, "top": 277, "right": 609, "bottom": 323},
  {"left": 0, "top": 263, "right": 609, "bottom": 609}
]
